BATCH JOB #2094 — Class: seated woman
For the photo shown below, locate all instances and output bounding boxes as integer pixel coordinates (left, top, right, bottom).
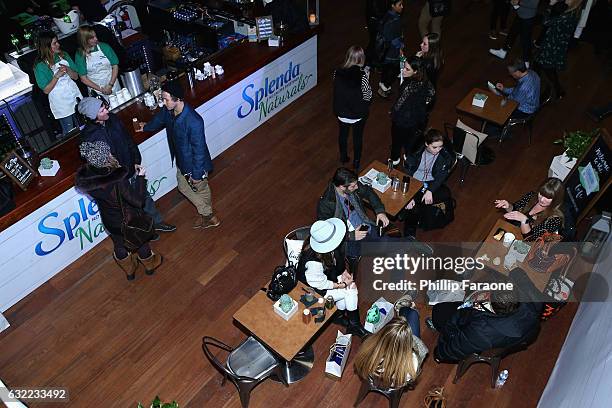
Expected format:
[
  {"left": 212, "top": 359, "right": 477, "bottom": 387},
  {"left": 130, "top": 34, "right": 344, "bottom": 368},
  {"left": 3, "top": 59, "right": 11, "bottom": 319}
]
[
  {"left": 354, "top": 312, "right": 429, "bottom": 388},
  {"left": 75, "top": 140, "right": 163, "bottom": 280},
  {"left": 494, "top": 177, "right": 565, "bottom": 241},
  {"left": 296, "top": 218, "right": 367, "bottom": 337},
  {"left": 402, "top": 129, "right": 455, "bottom": 237}
]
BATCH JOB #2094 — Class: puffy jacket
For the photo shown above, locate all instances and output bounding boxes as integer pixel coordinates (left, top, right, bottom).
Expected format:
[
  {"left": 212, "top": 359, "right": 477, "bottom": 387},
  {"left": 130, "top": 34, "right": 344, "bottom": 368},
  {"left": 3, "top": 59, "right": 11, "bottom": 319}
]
[
  {"left": 381, "top": 10, "right": 403, "bottom": 62},
  {"left": 333, "top": 66, "right": 371, "bottom": 119},
  {"left": 403, "top": 146, "right": 454, "bottom": 193},
  {"left": 143, "top": 104, "right": 213, "bottom": 179},
  {"left": 391, "top": 79, "right": 435, "bottom": 128},
  {"left": 79, "top": 113, "right": 141, "bottom": 178}
]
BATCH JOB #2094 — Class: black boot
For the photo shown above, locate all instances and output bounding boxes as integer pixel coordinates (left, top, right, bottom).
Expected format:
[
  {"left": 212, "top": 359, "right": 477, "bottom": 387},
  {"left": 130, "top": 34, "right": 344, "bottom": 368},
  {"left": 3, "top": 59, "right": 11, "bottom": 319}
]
[
  {"left": 346, "top": 309, "right": 368, "bottom": 338},
  {"left": 332, "top": 310, "right": 349, "bottom": 327}
]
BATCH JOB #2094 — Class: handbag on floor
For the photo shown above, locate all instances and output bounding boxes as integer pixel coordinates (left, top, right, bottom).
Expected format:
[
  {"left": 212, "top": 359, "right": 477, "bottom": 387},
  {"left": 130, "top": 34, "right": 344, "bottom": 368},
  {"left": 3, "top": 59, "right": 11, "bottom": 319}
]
[{"left": 419, "top": 196, "right": 456, "bottom": 231}]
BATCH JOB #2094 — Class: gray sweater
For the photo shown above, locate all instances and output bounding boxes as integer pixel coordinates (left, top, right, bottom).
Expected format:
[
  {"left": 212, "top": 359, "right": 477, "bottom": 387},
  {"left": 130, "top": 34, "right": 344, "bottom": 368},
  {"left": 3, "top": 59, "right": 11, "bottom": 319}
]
[{"left": 516, "top": 0, "right": 540, "bottom": 19}]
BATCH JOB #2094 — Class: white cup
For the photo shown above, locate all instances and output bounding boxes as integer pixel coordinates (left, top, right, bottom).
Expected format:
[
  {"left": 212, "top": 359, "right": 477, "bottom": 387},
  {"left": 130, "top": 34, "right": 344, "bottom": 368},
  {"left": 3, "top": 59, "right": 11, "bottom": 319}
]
[
  {"left": 121, "top": 88, "right": 132, "bottom": 100},
  {"left": 502, "top": 232, "right": 516, "bottom": 248},
  {"left": 116, "top": 92, "right": 127, "bottom": 105},
  {"left": 504, "top": 252, "right": 517, "bottom": 270},
  {"left": 108, "top": 94, "right": 118, "bottom": 109}
]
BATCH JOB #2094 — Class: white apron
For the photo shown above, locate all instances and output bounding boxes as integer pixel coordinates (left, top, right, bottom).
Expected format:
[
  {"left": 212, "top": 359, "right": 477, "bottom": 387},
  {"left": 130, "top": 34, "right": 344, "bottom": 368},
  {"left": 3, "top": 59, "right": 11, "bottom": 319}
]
[
  {"left": 48, "top": 58, "right": 83, "bottom": 119},
  {"left": 86, "top": 46, "right": 120, "bottom": 97}
]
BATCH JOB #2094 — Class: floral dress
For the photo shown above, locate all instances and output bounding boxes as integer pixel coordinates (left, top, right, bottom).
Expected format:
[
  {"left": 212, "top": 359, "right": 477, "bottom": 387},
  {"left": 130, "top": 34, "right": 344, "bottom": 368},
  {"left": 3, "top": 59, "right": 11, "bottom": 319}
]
[{"left": 535, "top": 11, "right": 579, "bottom": 70}]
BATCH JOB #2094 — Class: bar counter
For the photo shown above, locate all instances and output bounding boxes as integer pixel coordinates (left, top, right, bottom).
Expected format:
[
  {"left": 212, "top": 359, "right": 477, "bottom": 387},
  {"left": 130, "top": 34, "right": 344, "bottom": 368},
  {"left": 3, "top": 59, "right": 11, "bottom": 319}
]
[{"left": 0, "top": 28, "right": 318, "bottom": 233}]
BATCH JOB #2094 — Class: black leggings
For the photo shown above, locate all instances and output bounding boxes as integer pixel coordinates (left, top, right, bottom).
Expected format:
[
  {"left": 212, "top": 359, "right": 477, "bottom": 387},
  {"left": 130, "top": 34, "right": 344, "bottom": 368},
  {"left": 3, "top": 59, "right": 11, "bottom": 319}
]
[
  {"left": 110, "top": 233, "right": 153, "bottom": 259},
  {"left": 381, "top": 62, "right": 399, "bottom": 89},
  {"left": 338, "top": 118, "right": 367, "bottom": 163},
  {"left": 535, "top": 64, "right": 564, "bottom": 97},
  {"left": 504, "top": 17, "right": 536, "bottom": 62},
  {"left": 391, "top": 122, "right": 420, "bottom": 162},
  {"left": 490, "top": 0, "right": 510, "bottom": 31}
]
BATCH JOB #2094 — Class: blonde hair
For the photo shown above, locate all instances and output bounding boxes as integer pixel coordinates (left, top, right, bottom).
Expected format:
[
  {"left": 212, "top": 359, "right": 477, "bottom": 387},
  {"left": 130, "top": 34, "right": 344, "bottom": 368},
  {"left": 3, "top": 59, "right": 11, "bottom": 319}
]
[
  {"left": 77, "top": 25, "right": 97, "bottom": 56},
  {"left": 353, "top": 317, "right": 419, "bottom": 387},
  {"left": 341, "top": 45, "right": 365, "bottom": 69}
]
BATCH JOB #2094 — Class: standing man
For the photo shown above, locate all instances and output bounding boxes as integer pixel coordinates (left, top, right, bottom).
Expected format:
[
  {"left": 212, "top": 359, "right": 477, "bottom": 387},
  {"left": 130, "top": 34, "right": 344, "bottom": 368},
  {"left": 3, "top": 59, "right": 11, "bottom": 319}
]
[
  {"left": 138, "top": 81, "right": 220, "bottom": 230},
  {"left": 377, "top": 0, "right": 405, "bottom": 98},
  {"left": 77, "top": 97, "right": 176, "bottom": 235}
]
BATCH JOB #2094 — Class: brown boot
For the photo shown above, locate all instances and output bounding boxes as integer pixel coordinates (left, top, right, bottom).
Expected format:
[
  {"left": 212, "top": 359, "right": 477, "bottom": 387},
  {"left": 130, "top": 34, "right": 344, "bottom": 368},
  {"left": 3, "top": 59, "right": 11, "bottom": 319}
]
[
  {"left": 193, "top": 214, "right": 221, "bottom": 229},
  {"left": 138, "top": 251, "right": 163, "bottom": 275},
  {"left": 113, "top": 252, "right": 138, "bottom": 280}
]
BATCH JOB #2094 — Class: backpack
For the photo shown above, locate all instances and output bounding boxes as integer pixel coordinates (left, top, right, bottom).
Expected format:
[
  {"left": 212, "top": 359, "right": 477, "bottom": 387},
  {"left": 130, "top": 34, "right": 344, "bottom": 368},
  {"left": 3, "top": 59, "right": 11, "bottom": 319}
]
[
  {"left": 374, "top": 17, "right": 389, "bottom": 63},
  {"left": 266, "top": 264, "right": 297, "bottom": 301}
]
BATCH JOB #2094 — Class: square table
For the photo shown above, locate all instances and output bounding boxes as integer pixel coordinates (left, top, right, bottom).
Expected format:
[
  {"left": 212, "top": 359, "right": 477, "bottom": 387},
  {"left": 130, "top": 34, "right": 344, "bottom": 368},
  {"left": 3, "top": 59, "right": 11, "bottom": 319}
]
[
  {"left": 475, "top": 219, "right": 551, "bottom": 292},
  {"left": 456, "top": 88, "right": 518, "bottom": 131},
  {"left": 233, "top": 285, "right": 336, "bottom": 383},
  {"left": 359, "top": 160, "right": 424, "bottom": 217}
]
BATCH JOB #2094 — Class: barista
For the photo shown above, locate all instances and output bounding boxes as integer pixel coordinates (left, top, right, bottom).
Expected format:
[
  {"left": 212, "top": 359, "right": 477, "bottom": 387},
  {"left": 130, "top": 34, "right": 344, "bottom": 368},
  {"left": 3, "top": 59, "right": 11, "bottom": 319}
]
[
  {"left": 75, "top": 25, "right": 120, "bottom": 99},
  {"left": 33, "top": 31, "right": 83, "bottom": 136}
]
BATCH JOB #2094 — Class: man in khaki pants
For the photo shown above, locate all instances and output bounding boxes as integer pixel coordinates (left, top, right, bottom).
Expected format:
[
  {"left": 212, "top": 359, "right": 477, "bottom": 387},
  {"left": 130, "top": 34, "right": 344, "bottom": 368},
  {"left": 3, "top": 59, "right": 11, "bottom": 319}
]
[{"left": 139, "top": 81, "right": 220, "bottom": 229}]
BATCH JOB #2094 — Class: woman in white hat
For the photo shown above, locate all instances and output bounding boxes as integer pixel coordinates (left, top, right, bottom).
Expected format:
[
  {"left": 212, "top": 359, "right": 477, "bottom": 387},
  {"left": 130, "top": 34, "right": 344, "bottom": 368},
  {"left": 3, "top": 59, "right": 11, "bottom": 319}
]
[{"left": 296, "top": 218, "right": 368, "bottom": 337}]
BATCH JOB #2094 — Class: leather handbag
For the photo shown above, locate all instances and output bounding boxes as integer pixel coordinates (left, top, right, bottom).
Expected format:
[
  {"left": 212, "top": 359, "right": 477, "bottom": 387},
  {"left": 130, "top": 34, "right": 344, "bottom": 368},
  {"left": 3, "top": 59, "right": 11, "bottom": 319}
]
[
  {"left": 116, "top": 186, "right": 155, "bottom": 252},
  {"left": 266, "top": 264, "right": 297, "bottom": 301},
  {"left": 526, "top": 232, "right": 568, "bottom": 273}
]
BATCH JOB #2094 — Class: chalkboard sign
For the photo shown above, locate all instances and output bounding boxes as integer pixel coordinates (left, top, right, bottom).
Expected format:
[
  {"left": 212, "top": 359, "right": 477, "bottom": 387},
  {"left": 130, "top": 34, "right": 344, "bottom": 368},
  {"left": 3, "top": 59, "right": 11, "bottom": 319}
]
[
  {"left": 563, "top": 130, "right": 611, "bottom": 223},
  {"left": 0, "top": 150, "right": 37, "bottom": 191},
  {"left": 256, "top": 15, "right": 274, "bottom": 41}
]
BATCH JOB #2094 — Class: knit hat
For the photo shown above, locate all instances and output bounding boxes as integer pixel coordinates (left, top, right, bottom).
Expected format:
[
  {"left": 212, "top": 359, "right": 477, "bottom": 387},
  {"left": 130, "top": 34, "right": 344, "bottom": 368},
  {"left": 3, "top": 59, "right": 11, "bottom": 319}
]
[
  {"left": 161, "top": 80, "right": 184, "bottom": 100},
  {"left": 77, "top": 97, "right": 103, "bottom": 120},
  {"left": 309, "top": 218, "right": 347, "bottom": 254},
  {"left": 79, "top": 140, "right": 117, "bottom": 168}
]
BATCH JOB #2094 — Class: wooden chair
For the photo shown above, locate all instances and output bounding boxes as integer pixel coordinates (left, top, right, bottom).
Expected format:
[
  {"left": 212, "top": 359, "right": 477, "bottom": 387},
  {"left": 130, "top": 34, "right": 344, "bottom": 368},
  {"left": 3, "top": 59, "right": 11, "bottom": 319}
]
[
  {"left": 354, "top": 374, "right": 417, "bottom": 408},
  {"left": 202, "top": 336, "right": 288, "bottom": 408},
  {"left": 452, "top": 325, "right": 541, "bottom": 388}
]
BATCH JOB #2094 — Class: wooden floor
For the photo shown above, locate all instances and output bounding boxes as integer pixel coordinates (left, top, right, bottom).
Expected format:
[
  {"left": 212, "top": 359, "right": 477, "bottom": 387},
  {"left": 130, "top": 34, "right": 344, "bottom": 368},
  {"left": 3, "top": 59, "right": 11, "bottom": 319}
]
[{"left": 1, "top": 1, "right": 611, "bottom": 407}]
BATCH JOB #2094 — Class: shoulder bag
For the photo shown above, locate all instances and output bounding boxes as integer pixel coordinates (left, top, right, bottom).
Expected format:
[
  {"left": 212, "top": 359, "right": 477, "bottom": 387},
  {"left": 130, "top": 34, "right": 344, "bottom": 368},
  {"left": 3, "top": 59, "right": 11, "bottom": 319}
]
[{"left": 116, "top": 185, "right": 155, "bottom": 252}]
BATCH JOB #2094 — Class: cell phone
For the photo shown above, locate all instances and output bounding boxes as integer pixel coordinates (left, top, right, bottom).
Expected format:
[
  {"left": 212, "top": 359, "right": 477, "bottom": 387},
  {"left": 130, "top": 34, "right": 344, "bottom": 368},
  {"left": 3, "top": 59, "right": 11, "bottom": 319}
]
[
  {"left": 359, "top": 224, "right": 370, "bottom": 232},
  {"left": 493, "top": 228, "right": 505, "bottom": 241}
]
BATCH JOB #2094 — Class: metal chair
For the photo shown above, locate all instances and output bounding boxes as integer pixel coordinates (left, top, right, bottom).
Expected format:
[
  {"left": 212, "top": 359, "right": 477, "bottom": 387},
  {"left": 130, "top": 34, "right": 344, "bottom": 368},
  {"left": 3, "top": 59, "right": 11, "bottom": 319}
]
[
  {"left": 444, "top": 122, "right": 483, "bottom": 184},
  {"left": 500, "top": 80, "right": 553, "bottom": 145},
  {"left": 354, "top": 374, "right": 417, "bottom": 408},
  {"left": 452, "top": 325, "right": 541, "bottom": 388},
  {"left": 202, "top": 336, "right": 287, "bottom": 408}
]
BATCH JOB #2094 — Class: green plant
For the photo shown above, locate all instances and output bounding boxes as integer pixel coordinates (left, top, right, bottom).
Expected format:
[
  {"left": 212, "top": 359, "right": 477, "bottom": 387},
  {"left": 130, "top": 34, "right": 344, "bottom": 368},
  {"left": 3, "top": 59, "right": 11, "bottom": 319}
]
[
  {"left": 554, "top": 129, "right": 599, "bottom": 159},
  {"left": 137, "top": 396, "right": 179, "bottom": 408}
]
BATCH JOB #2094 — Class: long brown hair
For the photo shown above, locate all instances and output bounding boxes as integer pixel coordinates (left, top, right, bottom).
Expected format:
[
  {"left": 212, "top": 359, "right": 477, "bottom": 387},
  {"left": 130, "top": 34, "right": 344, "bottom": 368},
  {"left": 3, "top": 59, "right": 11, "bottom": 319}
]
[
  {"left": 35, "top": 31, "right": 64, "bottom": 67},
  {"left": 77, "top": 25, "right": 97, "bottom": 56},
  {"left": 353, "top": 317, "right": 419, "bottom": 387},
  {"left": 422, "top": 32, "right": 442, "bottom": 70},
  {"left": 300, "top": 235, "right": 336, "bottom": 268},
  {"left": 524, "top": 177, "right": 565, "bottom": 226}
]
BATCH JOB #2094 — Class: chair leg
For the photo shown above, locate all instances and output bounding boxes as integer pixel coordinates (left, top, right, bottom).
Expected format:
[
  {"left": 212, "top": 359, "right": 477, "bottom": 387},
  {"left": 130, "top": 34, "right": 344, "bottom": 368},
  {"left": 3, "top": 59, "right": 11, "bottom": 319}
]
[
  {"left": 221, "top": 374, "right": 227, "bottom": 387},
  {"left": 460, "top": 159, "right": 470, "bottom": 184},
  {"left": 237, "top": 383, "right": 256, "bottom": 408},
  {"left": 354, "top": 380, "right": 370, "bottom": 407},
  {"left": 490, "top": 358, "right": 502, "bottom": 389},
  {"left": 453, "top": 360, "right": 472, "bottom": 384},
  {"left": 388, "top": 389, "right": 404, "bottom": 408},
  {"left": 528, "top": 121, "right": 533, "bottom": 145}
]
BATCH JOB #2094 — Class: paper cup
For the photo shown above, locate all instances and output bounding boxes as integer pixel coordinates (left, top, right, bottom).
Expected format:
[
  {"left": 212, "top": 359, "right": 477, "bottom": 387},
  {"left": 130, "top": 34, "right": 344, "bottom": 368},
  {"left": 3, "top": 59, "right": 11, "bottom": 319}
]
[
  {"left": 502, "top": 232, "right": 516, "bottom": 248},
  {"left": 504, "top": 252, "right": 517, "bottom": 270}
]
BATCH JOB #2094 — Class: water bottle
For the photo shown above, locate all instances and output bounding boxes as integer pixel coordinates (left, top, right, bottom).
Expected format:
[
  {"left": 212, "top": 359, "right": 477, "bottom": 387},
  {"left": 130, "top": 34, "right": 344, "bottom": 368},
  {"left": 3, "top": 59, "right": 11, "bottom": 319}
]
[{"left": 495, "top": 369, "right": 509, "bottom": 388}]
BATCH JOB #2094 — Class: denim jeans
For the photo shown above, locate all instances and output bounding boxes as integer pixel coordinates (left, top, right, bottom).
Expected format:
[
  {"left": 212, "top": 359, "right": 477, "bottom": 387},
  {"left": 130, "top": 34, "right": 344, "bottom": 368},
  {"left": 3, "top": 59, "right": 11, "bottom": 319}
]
[{"left": 399, "top": 306, "right": 421, "bottom": 338}]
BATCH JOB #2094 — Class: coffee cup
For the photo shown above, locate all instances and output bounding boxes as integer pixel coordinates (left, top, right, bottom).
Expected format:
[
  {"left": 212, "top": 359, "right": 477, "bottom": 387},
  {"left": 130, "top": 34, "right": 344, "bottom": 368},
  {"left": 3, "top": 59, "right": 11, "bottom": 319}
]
[
  {"left": 502, "top": 232, "right": 516, "bottom": 248},
  {"left": 108, "top": 94, "right": 118, "bottom": 109}
]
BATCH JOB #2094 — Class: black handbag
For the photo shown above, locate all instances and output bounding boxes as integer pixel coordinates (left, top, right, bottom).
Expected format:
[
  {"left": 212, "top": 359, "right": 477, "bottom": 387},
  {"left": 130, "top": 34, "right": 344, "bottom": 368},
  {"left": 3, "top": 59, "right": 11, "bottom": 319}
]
[
  {"left": 420, "top": 196, "right": 456, "bottom": 231},
  {"left": 266, "top": 264, "right": 298, "bottom": 301},
  {"left": 429, "top": 0, "right": 451, "bottom": 17},
  {"left": 116, "top": 186, "right": 155, "bottom": 252}
]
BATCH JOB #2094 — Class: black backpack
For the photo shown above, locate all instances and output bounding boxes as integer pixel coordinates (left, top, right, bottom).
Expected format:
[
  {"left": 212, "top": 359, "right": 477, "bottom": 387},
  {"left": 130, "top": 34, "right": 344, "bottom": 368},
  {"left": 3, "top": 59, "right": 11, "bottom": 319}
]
[
  {"left": 266, "top": 264, "right": 297, "bottom": 301},
  {"left": 374, "top": 17, "right": 389, "bottom": 63}
]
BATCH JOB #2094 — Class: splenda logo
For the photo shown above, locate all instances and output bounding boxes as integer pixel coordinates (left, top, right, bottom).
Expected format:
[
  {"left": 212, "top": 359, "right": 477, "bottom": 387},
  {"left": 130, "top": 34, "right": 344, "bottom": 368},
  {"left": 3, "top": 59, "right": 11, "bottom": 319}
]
[{"left": 237, "top": 61, "right": 301, "bottom": 118}]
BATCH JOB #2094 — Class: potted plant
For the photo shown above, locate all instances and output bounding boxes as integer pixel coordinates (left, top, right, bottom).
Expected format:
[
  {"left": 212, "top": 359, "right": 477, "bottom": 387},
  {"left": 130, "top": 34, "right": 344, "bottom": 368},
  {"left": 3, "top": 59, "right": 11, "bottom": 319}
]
[
  {"left": 137, "top": 396, "right": 179, "bottom": 408},
  {"left": 554, "top": 129, "right": 599, "bottom": 160}
]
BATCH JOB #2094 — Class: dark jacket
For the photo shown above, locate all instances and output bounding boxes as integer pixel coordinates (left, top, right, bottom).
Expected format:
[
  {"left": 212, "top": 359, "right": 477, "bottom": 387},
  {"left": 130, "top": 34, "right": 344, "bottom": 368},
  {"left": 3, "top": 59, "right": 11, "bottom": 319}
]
[
  {"left": 391, "top": 78, "right": 435, "bottom": 128},
  {"left": 381, "top": 10, "right": 403, "bottom": 62},
  {"left": 143, "top": 104, "right": 213, "bottom": 180},
  {"left": 296, "top": 247, "right": 345, "bottom": 296},
  {"left": 434, "top": 301, "right": 541, "bottom": 362},
  {"left": 333, "top": 66, "right": 371, "bottom": 119},
  {"left": 317, "top": 181, "right": 385, "bottom": 241},
  {"left": 75, "top": 166, "right": 146, "bottom": 236},
  {"left": 80, "top": 114, "right": 142, "bottom": 178},
  {"left": 404, "top": 146, "right": 454, "bottom": 193}
]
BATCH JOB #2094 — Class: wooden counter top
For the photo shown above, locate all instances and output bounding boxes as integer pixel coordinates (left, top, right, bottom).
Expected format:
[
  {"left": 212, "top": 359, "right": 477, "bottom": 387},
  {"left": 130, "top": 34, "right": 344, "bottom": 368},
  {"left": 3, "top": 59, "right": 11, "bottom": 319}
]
[{"left": 0, "top": 28, "right": 319, "bottom": 232}]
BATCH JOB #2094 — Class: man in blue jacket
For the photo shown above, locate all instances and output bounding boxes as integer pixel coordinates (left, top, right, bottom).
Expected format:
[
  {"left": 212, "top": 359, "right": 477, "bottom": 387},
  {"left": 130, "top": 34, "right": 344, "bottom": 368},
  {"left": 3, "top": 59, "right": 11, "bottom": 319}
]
[{"left": 140, "top": 81, "right": 220, "bottom": 229}]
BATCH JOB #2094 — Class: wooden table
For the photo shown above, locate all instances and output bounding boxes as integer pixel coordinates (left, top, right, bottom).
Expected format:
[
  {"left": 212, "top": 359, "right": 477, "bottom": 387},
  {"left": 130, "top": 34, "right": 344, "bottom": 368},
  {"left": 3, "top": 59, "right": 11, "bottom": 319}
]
[
  {"left": 475, "top": 219, "right": 551, "bottom": 291},
  {"left": 456, "top": 88, "right": 518, "bottom": 131},
  {"left": 359, "top": 160, "right": 423, "bottom": 217},
  {"left": 233, "top": 285, "right": 336, "bottom": 383}
]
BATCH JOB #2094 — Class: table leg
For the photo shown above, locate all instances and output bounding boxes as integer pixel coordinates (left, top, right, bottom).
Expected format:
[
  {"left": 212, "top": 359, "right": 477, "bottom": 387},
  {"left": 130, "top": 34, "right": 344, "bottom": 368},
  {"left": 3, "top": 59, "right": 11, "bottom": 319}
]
[
  {"left": 481, "top": 120, "right": 487, "bottom": 133},
  {"left": 272, "top": 346, "right": 314, "bottom": 384}
]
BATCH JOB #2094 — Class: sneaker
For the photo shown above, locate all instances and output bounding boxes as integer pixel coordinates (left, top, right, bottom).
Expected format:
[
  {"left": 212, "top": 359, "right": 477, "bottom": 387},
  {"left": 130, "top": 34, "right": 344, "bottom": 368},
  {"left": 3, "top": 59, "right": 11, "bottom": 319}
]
[
  {"left": 391, "top": 158, "right": 401, "bottom": 166},
  {"left": 488, "top": 30, "right": 498, "bottom": 40},
  {"left": 150, "top": 233, "right": 160, "bottom": 242},
  {"left": 201, "top": 214, "right": 221, "bottom": 229},
  {"left": 155, "top": 222, "right": 177, "bottom": 233},
  {"left": 499, "top": 30, "right": 508, "bottom": 37},
  {"left": 377, "top": 87, "right": 391, "bottom": 99},
  {"left": 525, "top": 61, "right": 530, "bottom": 69},
  {"left": 489, "top": 48, "right": 507, "bottom": 59},
  {"left": 425, "top": 317, "right": 437, "bottom": 332}
]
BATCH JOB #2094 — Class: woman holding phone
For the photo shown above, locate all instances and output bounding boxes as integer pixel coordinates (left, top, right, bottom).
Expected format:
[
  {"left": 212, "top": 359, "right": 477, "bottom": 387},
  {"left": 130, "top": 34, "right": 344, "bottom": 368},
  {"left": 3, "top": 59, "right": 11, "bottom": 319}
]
[{"left": 34, "top": 31, "right": 83, "bottom": 136}]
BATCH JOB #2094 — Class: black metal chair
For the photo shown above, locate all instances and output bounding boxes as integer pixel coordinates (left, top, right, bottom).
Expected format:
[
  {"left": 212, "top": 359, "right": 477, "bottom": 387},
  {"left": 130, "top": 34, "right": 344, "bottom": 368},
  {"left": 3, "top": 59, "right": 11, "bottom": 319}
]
[
  {"left": 500, "top": 80, "right": 553, "bottom": 145},
  {"left": 452, "top": 325, "right": 541, "bottom": 388},
  {"left": 444, "top": 122, "right": 484, "bottom": 184},
  {"left": 354, "top": 374, "right": 417, "bottom": 408},
  {"left": 202, "top": 336, "right": 287, "bottom": 408},
  {"left": 283, "top": 226, "right": 311, "bottom": 266}
]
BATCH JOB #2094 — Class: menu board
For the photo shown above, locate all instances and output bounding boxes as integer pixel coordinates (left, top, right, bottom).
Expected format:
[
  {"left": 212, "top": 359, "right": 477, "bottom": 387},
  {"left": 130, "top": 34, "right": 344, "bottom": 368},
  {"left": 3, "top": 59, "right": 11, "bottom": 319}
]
[
  {"left": 256, "top": 15, "right": 274, "bottom": 41},
  {"left": 0, "top": 150, "right": 36, "bottom": 191},
  {"left": 564, "top": 130, "right": 611, "bottom": 223}
]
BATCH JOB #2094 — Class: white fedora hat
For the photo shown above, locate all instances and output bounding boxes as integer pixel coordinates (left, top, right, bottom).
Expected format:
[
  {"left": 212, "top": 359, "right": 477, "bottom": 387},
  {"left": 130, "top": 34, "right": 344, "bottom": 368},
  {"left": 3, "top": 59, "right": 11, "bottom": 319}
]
[{"left": 309, "top": 218, "right": 346, "bottom": 254}]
